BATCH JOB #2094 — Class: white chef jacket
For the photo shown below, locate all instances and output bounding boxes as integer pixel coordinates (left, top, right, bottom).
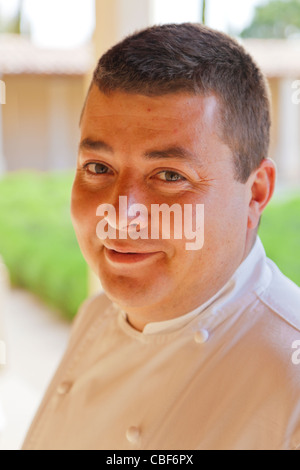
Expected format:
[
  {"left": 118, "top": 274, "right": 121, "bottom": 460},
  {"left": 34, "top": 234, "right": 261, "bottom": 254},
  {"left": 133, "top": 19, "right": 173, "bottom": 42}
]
[
  {"left": 22, "top": 236, "right": 300, "bottom": 450},
  {"left": 0, "top": 258, "right": 7, "bottom": 434}
]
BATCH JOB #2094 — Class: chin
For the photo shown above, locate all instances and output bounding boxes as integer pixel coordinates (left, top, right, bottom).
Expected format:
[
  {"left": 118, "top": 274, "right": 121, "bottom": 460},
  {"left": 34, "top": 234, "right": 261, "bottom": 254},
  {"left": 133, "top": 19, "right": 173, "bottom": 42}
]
[{"left": 98, "top": 267, "right": 169, "bottom": 310}]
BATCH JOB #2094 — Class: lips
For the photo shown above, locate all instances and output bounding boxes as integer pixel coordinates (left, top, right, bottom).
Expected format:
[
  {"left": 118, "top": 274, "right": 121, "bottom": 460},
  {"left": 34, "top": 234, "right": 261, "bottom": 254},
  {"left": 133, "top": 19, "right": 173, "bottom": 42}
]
[{"left": 104, "top": 245, "right": 163, "bottom": 265}]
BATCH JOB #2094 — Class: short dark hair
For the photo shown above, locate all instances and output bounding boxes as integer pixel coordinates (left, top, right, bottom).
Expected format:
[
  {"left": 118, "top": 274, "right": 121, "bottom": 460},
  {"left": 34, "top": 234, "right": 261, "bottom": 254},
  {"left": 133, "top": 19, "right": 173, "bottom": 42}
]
[{"left": 90, "top": 23, "right": 271, "bottom": 183}]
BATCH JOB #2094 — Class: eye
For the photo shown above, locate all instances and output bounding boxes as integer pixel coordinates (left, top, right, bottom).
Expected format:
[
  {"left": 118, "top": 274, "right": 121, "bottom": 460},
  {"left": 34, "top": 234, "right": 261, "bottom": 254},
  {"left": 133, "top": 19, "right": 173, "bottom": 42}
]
[
  {"left": 84, "top": 163, "right": 111, "bottom": 175},
  {"left": 156, "top": 170, "right": 186, "bottom": 182}
]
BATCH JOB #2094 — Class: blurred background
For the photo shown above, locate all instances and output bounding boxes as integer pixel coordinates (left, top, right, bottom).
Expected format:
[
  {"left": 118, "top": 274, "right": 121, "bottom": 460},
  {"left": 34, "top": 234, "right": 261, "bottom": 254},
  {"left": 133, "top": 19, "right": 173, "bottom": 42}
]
[{"left": 0, "top": 0, "right": 299, "bottom": 450}]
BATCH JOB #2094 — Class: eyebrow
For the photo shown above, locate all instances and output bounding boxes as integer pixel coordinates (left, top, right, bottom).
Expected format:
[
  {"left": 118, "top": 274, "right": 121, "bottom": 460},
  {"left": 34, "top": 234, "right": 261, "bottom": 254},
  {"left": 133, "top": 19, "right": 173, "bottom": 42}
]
[
  {"left": 144, "top": 146, "right": 199, "bottom": 164},
  {"left": 79, "top": 138, "right": 113, "bottom": 153},
  {"left": 79, "top": 139, "right": 201, "bottom": 166}
]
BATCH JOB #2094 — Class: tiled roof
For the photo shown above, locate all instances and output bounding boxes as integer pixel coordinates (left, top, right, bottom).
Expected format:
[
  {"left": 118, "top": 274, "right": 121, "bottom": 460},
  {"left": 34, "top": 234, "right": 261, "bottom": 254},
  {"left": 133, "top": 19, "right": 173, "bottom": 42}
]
[
  {"left": 242, "top": 38, "right": 300, "bottom": 78},
  {"left": 0, "top": 34, "right": 94, "bottom": 75}
]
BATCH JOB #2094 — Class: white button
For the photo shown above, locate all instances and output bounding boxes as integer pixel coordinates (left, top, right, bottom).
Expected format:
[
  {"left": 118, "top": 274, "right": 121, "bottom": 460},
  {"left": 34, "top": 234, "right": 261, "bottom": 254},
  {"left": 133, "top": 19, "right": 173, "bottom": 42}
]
[
  {"left": 194, "top": 329, "right": 209, "bottom": 344},
  {"left": 126, "top": 426, "right": 140, "bottom": 444},
  {"left": 57, "top": 381, "right": 73, "bottom": 395}
]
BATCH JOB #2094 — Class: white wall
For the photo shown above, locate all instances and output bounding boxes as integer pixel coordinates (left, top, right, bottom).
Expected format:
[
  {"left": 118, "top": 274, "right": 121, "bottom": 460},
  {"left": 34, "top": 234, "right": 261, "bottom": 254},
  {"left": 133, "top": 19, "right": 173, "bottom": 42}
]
[
  {"left": 276, "top": 79, "right": 300, "bottom": 183},
  {"left": 2, "top": 75, "right": 84, "bottom": 171}
]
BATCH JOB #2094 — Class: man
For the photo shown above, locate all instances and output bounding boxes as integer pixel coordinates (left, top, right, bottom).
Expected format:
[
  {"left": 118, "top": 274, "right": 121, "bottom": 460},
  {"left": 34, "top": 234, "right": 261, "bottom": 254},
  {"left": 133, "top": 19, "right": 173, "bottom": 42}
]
[{"left": 23, "top": 23, "right": 300, "bottom": 450}]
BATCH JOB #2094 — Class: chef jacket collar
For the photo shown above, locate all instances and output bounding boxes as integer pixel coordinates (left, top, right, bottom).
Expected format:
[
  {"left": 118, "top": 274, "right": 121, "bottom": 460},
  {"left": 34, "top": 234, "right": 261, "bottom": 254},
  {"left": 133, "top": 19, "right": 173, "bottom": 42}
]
[{"left": 118, "top": 235, "right": 271, "bottom": 337}]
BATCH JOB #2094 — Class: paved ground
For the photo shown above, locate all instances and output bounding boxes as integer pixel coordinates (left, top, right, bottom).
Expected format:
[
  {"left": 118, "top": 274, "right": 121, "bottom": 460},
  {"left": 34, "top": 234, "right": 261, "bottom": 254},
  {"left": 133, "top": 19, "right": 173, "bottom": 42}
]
[{"left": 0, "top": 289, "right": 71, "bottom": 450}]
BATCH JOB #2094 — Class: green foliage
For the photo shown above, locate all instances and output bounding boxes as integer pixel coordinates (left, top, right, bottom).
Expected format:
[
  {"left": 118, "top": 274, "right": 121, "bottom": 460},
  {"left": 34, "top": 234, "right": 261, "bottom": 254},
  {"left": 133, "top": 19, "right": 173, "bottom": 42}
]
[
  {"left": 0, "top": 171, "right": 88, "bottom": 321},
  {"left": 240, "top": 0, "right": 300, "bottom": 38},
  {"left": 0, "top": 0, "right": 22, "bottom": 35},
  {"left": 258, "top": 193, "right": 300, "bottom": 286},
  {"left": 202, "top": 0, "right": 206, "bottom": 25}
]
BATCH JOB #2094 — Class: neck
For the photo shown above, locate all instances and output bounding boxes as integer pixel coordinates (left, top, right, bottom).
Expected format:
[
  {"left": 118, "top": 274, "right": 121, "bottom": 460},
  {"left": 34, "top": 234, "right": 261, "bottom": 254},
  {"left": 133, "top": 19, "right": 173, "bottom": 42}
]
[
  {"left": 122, "top": 231, "right": 258, "bottom": 332},
  {"left": 242, "top": 229, "right": 257, "bottom": 263},
  {"left": 124, "top": 268, "right": 240, "bottom": 332}
]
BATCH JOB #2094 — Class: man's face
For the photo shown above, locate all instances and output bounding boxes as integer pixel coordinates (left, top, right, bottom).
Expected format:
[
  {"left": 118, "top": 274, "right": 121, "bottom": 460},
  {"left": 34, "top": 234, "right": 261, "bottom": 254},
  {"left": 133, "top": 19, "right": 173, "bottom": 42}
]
[{"left": 72, "top": 85, "right": 252, "bottom": 327}]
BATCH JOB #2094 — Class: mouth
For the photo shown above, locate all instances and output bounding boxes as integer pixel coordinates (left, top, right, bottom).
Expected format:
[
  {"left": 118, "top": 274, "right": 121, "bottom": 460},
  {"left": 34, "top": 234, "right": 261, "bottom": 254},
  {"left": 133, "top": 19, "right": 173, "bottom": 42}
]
[{"left": 104, "top": 247, "right": 163, "bottom": 265}]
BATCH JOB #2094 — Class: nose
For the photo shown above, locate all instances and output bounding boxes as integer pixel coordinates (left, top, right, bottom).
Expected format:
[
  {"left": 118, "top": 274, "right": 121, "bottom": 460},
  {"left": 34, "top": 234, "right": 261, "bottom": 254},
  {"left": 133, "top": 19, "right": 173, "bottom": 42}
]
[
  {"left": 108, "top": 195, "right": 149, "bottom": 235},
  {"left": 103, "top": 175, "right": 150, "bottom": 236}
]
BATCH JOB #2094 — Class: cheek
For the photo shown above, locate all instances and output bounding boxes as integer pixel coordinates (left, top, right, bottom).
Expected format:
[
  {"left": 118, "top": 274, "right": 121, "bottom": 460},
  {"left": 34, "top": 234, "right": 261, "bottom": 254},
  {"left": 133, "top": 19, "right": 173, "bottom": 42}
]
[
  {"left": 71, "top": 181, "right": 99, "bottom": 241},
  {"left": 203, "top": 190, "right": 249, "bottom": 248}
]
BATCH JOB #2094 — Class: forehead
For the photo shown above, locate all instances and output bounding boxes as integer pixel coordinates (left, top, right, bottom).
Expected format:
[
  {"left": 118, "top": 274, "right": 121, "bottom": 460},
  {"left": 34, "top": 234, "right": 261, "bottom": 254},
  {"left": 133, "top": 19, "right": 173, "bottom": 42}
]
[
  {"left": 80, "top": 86, "right": 235, "bottom": 175},
  {"left": 81, "top": 85, "right": 221, "bottom": 135},
  {"left": 78, "top": 85, "right": 236, "bottom": 174}
]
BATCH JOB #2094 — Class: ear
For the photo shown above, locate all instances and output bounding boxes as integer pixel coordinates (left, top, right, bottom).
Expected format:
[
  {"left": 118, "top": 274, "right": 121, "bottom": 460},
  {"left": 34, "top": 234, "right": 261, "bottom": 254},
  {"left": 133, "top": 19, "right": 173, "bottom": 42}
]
[{"left": 247, "top": 158, "right": 276, "bottom": 230}]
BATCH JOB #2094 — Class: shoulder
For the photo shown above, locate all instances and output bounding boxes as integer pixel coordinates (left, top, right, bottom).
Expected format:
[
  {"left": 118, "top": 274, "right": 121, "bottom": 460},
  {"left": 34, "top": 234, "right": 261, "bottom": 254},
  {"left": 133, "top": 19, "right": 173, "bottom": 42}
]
[
  {"left": 69, "top": 290, "right": 117, "bottom": 346},
  {"left": 257, "top": 258, "right": 300, "bottom": 332},
  {"left": 254, "top": 262, "right": 300, "bottom": 450}
]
